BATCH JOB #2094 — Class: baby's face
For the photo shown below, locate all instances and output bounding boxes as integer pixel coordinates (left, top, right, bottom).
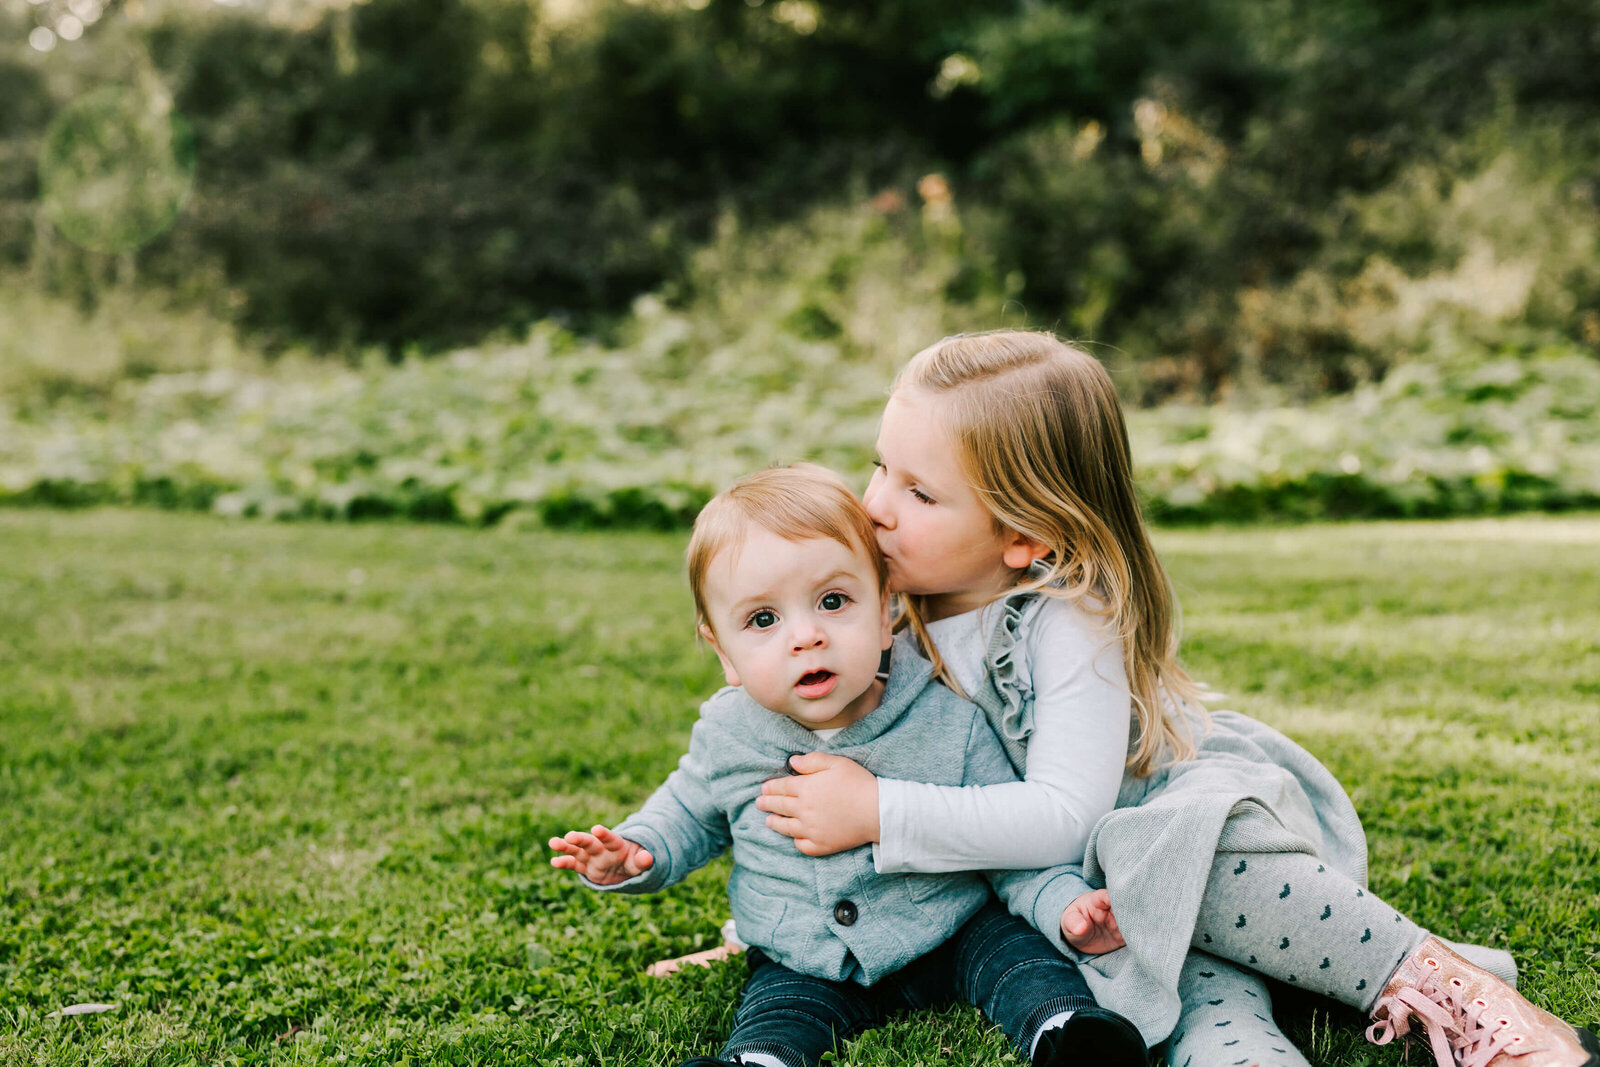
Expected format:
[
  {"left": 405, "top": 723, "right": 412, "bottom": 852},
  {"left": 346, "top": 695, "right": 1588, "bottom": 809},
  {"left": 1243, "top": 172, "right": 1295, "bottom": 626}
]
[{"left": 699, "top": 528, "right": 893, "bottom": 732}]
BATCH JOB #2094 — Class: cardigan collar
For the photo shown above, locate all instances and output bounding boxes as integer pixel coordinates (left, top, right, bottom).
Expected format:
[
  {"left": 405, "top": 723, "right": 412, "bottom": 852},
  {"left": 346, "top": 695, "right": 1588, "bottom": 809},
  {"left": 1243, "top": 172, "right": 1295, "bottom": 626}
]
[{"left": 717, "top": 634, "right": 936, "bottom": 754}]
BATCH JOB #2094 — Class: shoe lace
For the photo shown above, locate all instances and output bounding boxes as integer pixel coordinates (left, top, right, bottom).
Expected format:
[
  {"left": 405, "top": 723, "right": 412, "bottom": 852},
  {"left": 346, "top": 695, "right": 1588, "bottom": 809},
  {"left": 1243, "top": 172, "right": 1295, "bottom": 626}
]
[{"left": 1367, "top": 972, "right": 1526, "bottom": 1067}]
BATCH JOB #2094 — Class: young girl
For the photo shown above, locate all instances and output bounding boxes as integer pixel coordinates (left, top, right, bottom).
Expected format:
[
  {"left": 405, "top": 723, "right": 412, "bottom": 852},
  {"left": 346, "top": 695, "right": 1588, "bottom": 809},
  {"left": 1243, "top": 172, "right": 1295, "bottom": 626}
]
[{"left": 753, "top": 330, "right": 1599, "bottom": 1067}]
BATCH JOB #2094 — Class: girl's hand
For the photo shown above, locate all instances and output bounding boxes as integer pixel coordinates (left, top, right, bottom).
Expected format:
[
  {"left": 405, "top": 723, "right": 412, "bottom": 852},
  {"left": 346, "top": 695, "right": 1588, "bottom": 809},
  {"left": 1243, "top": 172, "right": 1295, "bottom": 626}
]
[
  {"left": 1061, "top": 889, "right": 1124, "bottom": 954},
  {"left": 549, "top": 824, "right": 653, "bottom": 885},
  {"left": 755, "top": 753, "right": 880, "bottom": 856}
]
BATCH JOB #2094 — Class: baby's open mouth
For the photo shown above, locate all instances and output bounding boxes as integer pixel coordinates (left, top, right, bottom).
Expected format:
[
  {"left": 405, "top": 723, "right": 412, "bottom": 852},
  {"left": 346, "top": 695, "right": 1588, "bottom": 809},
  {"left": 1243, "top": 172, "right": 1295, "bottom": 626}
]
[{"left": 795, "top": 670, "right": 838, "bottom": 699}]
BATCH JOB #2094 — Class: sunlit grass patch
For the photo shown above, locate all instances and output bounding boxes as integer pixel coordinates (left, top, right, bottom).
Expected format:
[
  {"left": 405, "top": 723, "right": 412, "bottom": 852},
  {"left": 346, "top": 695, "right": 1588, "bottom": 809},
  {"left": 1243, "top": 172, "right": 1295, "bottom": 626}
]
[{"left": 1, "top": 510, "right": 1596, "bottom": 1065}]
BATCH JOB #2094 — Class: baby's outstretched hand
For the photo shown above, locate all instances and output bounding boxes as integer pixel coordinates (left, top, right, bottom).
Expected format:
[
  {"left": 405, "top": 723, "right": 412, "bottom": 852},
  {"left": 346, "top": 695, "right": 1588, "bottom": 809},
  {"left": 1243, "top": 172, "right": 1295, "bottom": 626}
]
[
  {"left": 1061, "top": 888, "right": 1124, "bottom": 955},
  {"left": 549, "top": 825, "right": 653, "bottom": 886}
]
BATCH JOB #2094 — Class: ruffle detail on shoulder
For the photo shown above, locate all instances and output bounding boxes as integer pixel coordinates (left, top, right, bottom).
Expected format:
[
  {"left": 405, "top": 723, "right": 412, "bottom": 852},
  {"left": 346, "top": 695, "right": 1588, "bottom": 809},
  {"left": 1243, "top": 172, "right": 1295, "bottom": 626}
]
[{"left": 984, "top": 585, "right": 1050, "bottom": 749}]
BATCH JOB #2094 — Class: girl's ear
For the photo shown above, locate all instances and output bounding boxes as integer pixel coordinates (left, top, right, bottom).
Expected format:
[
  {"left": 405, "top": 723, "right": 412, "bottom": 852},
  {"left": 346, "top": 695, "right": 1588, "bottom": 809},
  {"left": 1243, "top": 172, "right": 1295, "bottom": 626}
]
[
  {"left": 699, "top": 623, "right": 741, "bottom": 687},
  {"left": 1001, "top": 531, "right": 1051, "bottom": 571}
]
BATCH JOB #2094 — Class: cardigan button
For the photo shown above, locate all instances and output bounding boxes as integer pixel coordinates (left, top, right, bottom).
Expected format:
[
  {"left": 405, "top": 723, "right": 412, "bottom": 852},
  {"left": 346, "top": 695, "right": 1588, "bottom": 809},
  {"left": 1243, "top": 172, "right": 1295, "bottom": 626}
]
[{"left": 833, "top": 900, "right": 858, "bottom": 926}]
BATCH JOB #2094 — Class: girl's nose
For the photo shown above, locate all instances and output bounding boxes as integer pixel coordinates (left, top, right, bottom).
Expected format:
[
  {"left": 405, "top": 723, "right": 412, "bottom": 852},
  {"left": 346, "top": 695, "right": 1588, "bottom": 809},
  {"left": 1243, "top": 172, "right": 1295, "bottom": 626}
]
[{"left": 863, "top": 471, "right": 892, "bottom": 528}]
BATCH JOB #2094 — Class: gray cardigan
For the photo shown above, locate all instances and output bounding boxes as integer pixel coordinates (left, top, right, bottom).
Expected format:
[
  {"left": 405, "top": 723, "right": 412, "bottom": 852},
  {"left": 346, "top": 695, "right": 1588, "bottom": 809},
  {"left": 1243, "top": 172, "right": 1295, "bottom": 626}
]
[{"left": 588, "top": 632, "right": 1090, "bottom": 986}]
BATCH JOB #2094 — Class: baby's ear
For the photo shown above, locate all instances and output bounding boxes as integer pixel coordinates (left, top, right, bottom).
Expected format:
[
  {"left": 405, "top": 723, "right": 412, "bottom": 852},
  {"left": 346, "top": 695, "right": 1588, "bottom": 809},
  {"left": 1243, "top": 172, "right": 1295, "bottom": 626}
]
[
  {"left": 699, "top": 623, "right": 741, "bottom": 686},
  {"left": 878, "top": 591, "right": 894, "bottom": 650}
]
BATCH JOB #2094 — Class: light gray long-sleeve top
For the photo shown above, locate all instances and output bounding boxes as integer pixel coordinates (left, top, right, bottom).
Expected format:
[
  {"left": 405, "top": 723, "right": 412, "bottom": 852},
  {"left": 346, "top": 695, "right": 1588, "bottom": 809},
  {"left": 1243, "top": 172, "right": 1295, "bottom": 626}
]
[{"left": 875, "top": 595, "right": 1130, "bottom": 874}]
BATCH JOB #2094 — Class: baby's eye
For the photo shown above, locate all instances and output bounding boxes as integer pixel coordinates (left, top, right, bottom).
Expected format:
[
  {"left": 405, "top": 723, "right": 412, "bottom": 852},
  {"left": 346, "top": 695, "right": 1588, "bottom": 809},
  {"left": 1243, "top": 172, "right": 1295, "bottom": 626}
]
[
  {"left": 747, "top": 609, "right": 778, "bottom": 630},
  {"left": 819, "top": 591, "right": 851, "bottom": 611}
]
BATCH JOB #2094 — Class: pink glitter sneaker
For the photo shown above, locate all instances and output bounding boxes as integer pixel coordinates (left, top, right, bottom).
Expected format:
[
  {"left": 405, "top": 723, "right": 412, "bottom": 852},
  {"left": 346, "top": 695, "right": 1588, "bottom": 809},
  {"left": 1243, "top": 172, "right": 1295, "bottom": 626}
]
[{"left": 1368, "top": 937, "right": 1598, "bottom": 1067}]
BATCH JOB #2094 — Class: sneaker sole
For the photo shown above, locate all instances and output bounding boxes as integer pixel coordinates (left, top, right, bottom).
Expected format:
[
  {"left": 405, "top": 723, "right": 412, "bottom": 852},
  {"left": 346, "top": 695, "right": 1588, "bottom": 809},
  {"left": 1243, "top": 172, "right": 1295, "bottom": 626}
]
[{"left": 1577, "top": 1026, "right": 1599, "bottom": 1066}]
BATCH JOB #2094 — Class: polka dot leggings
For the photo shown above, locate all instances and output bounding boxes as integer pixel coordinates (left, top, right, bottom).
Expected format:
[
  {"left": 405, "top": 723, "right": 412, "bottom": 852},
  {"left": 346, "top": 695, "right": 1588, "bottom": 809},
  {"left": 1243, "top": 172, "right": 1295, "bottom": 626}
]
[
  {"left": 1162, "top": 852, "right": 1429, "bottom": 1067},
  {"left": 1165, "top": 953, "right": 1308, "bottom": 1067},
  {"left": 1189, "top": 851, "right": 1427, "bottom": 1013}
]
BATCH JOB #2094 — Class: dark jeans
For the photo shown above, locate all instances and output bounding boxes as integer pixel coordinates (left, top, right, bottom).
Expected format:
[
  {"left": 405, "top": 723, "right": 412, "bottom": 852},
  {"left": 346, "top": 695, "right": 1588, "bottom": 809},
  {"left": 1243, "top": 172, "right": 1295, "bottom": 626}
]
[{"left": 712, "top": 901, "right": 1097, "bottom": 1067}]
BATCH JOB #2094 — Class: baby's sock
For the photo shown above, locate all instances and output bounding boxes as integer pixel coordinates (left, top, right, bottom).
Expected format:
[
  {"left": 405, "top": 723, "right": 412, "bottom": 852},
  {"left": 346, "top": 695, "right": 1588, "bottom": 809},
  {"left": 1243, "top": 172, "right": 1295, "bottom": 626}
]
[
  {"left": 1027, "top": 1010, "right": 1074, "bottom": 1058},
  {"left": 729, "top": 1055, "right": 789, "bottom": 1067},
  {"left": 1165, "top": 953, "right": 1309, "bottom": 1067},
  {"left": 1190, "top": 852, "right": 1426, "bottom": 1012}
]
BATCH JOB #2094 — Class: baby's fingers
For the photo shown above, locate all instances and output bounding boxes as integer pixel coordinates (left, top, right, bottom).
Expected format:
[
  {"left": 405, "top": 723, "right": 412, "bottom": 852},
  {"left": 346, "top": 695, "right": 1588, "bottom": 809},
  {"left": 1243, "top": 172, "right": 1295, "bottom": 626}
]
[
  {"left": 548, "top": 833, "right": 587, "bottom": 856},
  {"left": 589, "top": 825, "right": 625, "bottom": 849}
]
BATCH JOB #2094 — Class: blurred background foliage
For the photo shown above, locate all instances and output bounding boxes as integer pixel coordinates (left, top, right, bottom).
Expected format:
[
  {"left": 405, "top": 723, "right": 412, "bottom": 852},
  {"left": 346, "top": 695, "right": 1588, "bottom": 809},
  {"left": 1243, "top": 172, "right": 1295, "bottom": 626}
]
[{"left": 2, "top": 0, "right": 1598, "bottom": 523}]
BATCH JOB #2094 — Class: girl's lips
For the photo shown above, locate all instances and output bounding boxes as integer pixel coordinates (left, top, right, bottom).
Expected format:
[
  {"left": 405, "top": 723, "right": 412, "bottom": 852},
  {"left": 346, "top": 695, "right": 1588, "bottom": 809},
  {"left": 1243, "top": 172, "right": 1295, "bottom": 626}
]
[{"left": 795, "top": 670, "right": 837, "bottom": 699}]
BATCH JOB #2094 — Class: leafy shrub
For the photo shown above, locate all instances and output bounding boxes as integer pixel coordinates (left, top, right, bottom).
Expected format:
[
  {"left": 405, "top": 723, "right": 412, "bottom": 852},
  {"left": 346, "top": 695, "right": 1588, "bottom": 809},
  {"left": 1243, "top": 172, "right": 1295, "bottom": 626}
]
[
  {"left": 3, "top": 297, "right": 1596, "bottom": 528},
  {"left": 0, "top": 281, "right": 256, "bottom": 406},
  {"left": 1135, "top": 353, "right": 1600, "bottom": 523},
  {"left": 1216, "top": 136, "right": 1600, "bottom": 398}
]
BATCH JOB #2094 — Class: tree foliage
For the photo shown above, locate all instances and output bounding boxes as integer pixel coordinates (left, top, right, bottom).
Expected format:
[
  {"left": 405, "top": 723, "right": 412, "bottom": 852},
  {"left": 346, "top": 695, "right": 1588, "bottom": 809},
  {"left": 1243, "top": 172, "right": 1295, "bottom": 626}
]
[{"left": 2, "top": 0, "right": 1597, "bottom": 389}]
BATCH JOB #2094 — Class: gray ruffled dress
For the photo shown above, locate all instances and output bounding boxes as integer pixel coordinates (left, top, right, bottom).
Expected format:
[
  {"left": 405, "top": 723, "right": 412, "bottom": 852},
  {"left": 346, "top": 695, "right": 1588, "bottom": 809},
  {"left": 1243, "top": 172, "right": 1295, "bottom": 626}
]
[{"left": 966, "top": 584, "right": 1515, "bottom": 1046}]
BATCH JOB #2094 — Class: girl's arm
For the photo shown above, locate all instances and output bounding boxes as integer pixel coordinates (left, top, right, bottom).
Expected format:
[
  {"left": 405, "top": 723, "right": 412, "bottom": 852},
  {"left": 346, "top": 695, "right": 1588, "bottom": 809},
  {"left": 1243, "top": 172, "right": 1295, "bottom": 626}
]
[{"left": 759, "top": 598, "right": 1130, "bottom": 872}]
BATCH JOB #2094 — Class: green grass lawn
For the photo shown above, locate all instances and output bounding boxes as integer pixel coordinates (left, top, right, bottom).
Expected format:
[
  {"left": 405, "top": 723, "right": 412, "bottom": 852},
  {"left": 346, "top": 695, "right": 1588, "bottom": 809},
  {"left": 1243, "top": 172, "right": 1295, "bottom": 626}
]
[{"left": 1, "top": 509, "right": 1596, "bottom": 1066}]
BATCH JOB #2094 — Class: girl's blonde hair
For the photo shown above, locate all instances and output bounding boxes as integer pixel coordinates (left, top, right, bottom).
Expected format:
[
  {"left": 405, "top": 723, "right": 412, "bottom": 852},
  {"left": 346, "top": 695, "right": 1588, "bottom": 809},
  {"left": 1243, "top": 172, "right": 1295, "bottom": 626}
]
[{"left": 895, "top": 330, "right": 1204, "bottom": 776}]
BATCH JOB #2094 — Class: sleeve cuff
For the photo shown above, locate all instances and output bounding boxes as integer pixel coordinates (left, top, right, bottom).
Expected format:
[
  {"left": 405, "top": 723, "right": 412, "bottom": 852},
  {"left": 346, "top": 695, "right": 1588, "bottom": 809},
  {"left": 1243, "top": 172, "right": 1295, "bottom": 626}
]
[
  {"left": 1029, "top": 870, "right": 1096, "bottom": 960},
  {"left": 872, "top": 779, "right": 911, "bottom": 874},
  {"left": 579, "top": 825, "right": 672, "bottom": 894}
]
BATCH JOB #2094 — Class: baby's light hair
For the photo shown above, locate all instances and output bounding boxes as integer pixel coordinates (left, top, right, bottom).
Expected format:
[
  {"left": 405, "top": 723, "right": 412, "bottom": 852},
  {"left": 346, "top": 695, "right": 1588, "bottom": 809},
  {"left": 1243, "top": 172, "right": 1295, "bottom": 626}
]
[
  {"left": 895, "top": 330, "right": 1207, "bottom": 777},
  {"left": 688, "top": 464, "right": 888, "bottom": 636}
]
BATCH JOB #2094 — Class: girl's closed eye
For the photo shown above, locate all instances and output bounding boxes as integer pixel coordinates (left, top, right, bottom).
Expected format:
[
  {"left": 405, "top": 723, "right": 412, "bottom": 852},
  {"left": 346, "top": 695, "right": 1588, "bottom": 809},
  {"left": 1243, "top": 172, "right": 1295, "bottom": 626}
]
[
  {"left": 871, "top": 456, "right": 934, "bottom": 504},
  {"left": 746, "top": 608, "right": 779, "bottom": 631}
]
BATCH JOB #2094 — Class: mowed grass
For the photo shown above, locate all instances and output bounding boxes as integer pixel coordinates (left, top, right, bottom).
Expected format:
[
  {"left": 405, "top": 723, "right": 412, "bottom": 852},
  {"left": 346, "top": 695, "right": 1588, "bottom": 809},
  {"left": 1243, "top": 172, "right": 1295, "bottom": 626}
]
[{"left": 1, "top": 509, "right": 1596, "bottom": 1066}]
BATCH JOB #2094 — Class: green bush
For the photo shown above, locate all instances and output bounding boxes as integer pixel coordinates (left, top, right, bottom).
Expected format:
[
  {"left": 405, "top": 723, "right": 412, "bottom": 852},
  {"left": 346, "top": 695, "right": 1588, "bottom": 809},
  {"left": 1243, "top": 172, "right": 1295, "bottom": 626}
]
[
  {"left": 0, "top": 282, "right": 256, "bottom": 406},
  {"left": 8, "top": 0, "right": 1600, "bottom": 379},
  {"left": 3, "top": 281, "right": 1596, "bottom": 528},
  {"left": 1134, "top": 353, "right": 1600, "bottom": 523}
]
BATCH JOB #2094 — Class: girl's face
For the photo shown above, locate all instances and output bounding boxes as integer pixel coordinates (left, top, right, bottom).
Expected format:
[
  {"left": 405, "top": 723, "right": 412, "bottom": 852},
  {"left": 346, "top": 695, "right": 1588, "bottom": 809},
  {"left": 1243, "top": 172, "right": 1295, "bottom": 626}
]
[{"left": 864, "top": 388, "right": 1045, "bottom": 621}]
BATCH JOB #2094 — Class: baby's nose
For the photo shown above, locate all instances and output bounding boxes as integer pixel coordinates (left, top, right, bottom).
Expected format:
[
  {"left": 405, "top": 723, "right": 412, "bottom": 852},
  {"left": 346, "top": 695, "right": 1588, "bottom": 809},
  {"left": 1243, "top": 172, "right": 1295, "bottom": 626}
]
[{"left": 791, "top": 621, "right": 826, "bottom": 650}]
